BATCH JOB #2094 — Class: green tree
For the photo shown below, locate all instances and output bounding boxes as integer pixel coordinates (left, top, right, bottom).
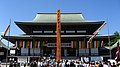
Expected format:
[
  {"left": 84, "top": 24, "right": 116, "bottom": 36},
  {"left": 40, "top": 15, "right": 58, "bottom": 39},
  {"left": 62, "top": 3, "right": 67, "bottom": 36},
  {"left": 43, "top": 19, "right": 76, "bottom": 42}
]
[{"left": 110, "top": 31, "right": 120, "bottom": 46}]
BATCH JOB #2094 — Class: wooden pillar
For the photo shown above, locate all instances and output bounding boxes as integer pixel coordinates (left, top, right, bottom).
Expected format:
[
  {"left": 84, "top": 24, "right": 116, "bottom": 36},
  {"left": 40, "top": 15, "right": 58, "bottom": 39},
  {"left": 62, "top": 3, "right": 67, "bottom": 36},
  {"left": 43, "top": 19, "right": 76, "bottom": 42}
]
[{"left": 56, "top": 9, "right": 61, "bottom": 62}]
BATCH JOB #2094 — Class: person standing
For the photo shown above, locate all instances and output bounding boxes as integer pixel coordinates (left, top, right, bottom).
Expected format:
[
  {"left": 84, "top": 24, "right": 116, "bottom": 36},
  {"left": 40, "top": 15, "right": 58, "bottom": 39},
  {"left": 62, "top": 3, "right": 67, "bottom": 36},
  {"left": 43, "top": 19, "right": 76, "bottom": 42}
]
[
  {"left": 30, "top": 61, "right": 34, "bottom": 67},
  {"left": 0, "top": 61, "right": 1, "bottom": 67},
  {"left": 9, "top": 63, "right": 13, "bottom": 67},
  {"left": 112, "top": 62, "right": 117, "bottom": 67},
  {"left": 33, "top": 61, "right": 37, "bottom": 67},
  {"left": 24, "top": 63, "right": 26, "bottom": 67},
  {"left": 14, "top": 62, "right": 17, "bottom": 67},
  {"left": 99, "top": 61, "right": 103, "bottom": 67}
]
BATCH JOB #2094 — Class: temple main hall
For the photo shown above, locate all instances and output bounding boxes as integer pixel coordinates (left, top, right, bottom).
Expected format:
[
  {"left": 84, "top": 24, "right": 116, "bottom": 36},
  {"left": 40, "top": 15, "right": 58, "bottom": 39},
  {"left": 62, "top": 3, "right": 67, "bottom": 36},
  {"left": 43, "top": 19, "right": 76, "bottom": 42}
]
[{"left": 3, "top": 12, "right": 115, "bottom": 62}]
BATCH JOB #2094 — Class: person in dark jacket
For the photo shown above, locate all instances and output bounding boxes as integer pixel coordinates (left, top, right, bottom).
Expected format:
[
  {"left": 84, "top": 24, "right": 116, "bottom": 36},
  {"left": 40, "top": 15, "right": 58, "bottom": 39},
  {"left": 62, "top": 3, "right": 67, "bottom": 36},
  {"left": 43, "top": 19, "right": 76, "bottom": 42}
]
[
  {"left": 70, "top": 61, "right": 75, "bottom": 67},
  {"left": 30, "top": 62, "right": 34, "bottom": 67},
  {"left": 33, "top": 61, "right": 37, "bottom": 67},
  {"left": 9, "top": 63, "right": 13, "bottom": 67},
  {"left": 112, "top": 62, "right": 117, "bottom": 67},
  {"left": 17, "top": 63, "right": 20, "bottom": 67},
  {"left": 24, "top": 63, "right": 26, "bottom": 67},
  {"left": 99, "top": 61, "right": 103, "bottom": 67}
]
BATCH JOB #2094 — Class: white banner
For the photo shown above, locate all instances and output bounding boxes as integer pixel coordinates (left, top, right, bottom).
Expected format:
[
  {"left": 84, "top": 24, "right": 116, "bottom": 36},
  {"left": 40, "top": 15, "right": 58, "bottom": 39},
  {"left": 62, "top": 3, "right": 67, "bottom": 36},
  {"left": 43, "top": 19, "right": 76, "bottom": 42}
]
[
  {"left": 79, "top": 48, "right": 89, "bottom": 56},
  {"left": 91, "top": 48, "right": 98, "bottom": 55},
  {"left": 47, "top": 43, "right": 71, "bottom": 47},
  {"left": 18, "top": 57, "right": 27, "bottom": 63},
  {"left": 21, "top": 48, "right": 28, "bottom": 55}
]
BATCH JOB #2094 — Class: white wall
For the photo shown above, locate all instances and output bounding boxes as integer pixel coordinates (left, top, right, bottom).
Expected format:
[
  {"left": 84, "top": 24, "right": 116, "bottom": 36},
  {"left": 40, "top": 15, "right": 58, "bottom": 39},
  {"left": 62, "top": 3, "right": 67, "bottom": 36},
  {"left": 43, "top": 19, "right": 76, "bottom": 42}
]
[
  {"left": 79, "top": 48, "right": 89, "bottom": 56},
  {"left": 91, "top": 48, "right": 98, "bottom": 55},
  {"left": 21, "top": 48, "right": 28, "bottom": 55},
  {"left": 30, "top": 48, "right": 40, "bottom": 55},
  {"left": 18, "top": 57, "right": 27, "bottom": 63}
]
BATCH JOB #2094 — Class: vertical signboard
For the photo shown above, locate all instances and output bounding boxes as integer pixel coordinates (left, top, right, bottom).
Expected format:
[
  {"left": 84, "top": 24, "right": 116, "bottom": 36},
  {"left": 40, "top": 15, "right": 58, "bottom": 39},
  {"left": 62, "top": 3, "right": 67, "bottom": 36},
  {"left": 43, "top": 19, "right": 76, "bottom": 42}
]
[{"left": 56, "top": 9, "right": 61, "bottom": 62}]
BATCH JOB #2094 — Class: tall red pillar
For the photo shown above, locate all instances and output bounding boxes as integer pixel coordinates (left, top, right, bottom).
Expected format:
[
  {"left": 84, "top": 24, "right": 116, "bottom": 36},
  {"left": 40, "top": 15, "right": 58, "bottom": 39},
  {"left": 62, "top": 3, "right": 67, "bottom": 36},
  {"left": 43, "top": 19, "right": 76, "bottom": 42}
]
[{"left": 56, "top": 9, "right": 61, "bottom": 62}]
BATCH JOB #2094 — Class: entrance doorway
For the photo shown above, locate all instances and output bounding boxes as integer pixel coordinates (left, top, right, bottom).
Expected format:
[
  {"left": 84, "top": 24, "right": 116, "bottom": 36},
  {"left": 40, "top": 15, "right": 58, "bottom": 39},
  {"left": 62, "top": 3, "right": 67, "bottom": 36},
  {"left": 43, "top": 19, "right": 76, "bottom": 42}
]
[
  {"left": 43, "top": 47, "right": 56, "bottom": 57},
  {"left": 67, "top": 48, "right": 76, "bottom": 56}
]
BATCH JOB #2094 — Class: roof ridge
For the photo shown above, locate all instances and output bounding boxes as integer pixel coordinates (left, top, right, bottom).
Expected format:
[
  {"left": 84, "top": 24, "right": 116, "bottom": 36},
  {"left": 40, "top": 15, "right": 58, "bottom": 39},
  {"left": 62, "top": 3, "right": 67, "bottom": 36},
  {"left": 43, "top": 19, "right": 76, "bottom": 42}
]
[{"left": 37, "top": 13, "right": 82, "bottom": 14}]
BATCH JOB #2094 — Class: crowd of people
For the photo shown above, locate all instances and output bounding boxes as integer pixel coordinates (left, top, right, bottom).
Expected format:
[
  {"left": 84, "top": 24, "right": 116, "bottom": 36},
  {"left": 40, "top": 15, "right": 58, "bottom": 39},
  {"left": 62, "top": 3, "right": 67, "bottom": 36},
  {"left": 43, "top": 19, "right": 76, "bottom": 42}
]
[
  {"left": 1, "top": 57, "right": 119, "bottom": 67},
  {"left": 29, "top": 57, "right": 118, "bottom": 67},
  {"left": 9, "top": 58, "right": 117, "bottom": 67}
]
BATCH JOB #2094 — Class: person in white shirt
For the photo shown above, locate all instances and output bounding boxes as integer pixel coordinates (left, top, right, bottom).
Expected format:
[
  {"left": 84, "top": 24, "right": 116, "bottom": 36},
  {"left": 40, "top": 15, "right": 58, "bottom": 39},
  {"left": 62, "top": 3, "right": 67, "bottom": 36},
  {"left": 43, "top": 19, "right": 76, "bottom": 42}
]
[
  {"left": 103, "top": 62, "right": 108, "bottom": 67},
  {"left": 37, "top": 61, "right": 40, "bottom": 67}
]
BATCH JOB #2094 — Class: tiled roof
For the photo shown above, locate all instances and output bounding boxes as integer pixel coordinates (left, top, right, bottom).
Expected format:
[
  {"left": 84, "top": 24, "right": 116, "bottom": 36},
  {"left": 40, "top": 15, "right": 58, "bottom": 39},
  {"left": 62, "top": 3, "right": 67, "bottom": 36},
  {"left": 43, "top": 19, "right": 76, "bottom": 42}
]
[
  {"left": 33, "top": 13, "right": 86, "bottom": 23},
  {"left": 0, "top": 41, "right": 8, "bottom": 49}
]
